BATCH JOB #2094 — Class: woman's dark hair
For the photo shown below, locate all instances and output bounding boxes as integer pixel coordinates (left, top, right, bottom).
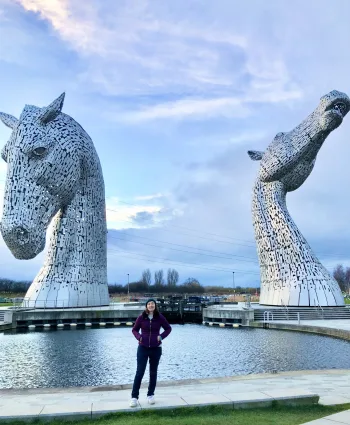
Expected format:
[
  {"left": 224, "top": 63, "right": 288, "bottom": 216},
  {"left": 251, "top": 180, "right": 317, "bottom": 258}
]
[{"left": 143, "top": 302, "right": 160, "bottom": 317}]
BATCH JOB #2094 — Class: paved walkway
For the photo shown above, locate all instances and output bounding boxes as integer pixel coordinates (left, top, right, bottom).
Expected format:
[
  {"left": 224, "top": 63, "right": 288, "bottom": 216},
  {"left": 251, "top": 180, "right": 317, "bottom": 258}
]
[
  {"left": 0, "top": 369, "right": 350, "bottom": 422},
  {"left": 268, "top": 321, "right": 350, "bottom": 423},
  {"left": 270, "top": 319, "right": 350, "bottom": 331},
  {"left": 303, "top": 410, "right": 350, "bottom": 424}
]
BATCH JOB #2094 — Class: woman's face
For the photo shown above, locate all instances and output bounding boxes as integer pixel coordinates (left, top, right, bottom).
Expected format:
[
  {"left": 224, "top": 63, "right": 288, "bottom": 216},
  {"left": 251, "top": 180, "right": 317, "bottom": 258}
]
[{"left": 147, "top": 301, "right": 156, "bottom": 312}]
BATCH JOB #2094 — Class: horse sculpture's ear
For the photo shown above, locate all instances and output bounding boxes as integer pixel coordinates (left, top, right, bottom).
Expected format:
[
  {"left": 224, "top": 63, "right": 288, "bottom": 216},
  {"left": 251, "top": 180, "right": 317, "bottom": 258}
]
[
  {"left": 0, "top": 112, "right": 19, "bottom": 130},
  {"left": 38, "top": 92, "right": 65, "bottom": 124},
  {"left": 1, "top": 144, "right": 8, "bottom": 163},
  {"left": 274, "top": 132, "right": 285, "bottom": 140},
  {"left": 248, "top": 150, "right": 264, "bottom": 161}
]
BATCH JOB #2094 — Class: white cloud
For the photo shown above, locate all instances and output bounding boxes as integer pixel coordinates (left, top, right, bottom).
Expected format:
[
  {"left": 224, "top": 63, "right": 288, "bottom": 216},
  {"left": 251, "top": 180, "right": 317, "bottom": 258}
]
[
  {"left": 15, "top": 0, "right": 102, "bottom": 55},
  {"left": 105, "top": 194, "right": 182, "bottom": 230},
  {"left": 117, "top": 97, "right": 251, "bottom": 122},
  {"left": 114, "top": 86, "right": 302, "bottom": 122},
  {"left": 134, "top": 193, "right": 164, "bottom": 201},
  {"left": 15, "top": 0, "right": 302, "bottom": 111},
  {"left": 106, "top": 196, "right": 162, "bottom": 230},
  {"left": 229, "top": 131, "right": 267, "bottom": 145},
  {"left": 105, "top": 193, "right": 185, "bottom": 232}
]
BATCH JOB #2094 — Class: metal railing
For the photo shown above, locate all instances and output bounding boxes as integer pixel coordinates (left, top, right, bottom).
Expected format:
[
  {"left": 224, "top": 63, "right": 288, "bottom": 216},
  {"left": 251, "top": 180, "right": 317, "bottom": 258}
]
[
  {"left": 281, "top": 299, "right": 289, "bottom": 320},
  {"left": 263, "top": 311, "right": 274, "bottom": 322},
  {"left": 314, "top": 299, "right": 324, "bottom": 319}
]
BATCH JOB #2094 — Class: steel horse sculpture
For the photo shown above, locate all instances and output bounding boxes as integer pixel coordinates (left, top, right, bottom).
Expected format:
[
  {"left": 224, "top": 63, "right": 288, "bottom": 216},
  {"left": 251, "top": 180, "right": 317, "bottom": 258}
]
[
  {"left": 0, "top": 93, "right": 109, "bottom": 308},
  {"left": 248, "top": 90, "right": 350, "bottom": 306}
]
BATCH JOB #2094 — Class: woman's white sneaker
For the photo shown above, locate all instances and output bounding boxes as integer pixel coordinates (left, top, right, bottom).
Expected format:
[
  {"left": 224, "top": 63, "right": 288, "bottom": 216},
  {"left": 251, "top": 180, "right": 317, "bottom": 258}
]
[
  {"left": 130, "top": 398, "right": 138, "bottom": 407},
  {"left": 147, "top": 395, "right": 155, "bottom": 405}
]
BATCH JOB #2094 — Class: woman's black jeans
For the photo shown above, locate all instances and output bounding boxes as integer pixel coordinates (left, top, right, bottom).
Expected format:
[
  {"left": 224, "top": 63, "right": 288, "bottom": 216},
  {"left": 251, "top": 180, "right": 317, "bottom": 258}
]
[{"left": 131, "top": 345, "right": 162, "bottom": 399}]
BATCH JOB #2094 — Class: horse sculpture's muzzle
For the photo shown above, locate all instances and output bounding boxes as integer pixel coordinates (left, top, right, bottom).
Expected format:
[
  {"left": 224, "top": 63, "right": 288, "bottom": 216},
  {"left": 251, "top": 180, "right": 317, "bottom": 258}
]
[{"left": 1, "top": 223, "right": 45, "bottom": 260}]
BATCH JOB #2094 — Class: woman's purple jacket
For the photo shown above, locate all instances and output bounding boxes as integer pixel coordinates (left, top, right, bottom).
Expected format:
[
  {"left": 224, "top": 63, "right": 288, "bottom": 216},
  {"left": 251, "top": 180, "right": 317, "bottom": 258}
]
[{"left": 132, "top": 312, "right": 172, "bottom": 348}]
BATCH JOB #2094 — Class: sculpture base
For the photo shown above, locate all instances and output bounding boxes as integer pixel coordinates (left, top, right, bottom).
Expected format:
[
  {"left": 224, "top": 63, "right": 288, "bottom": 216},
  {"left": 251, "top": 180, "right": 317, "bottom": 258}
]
[
  {"left": 259, "top": 276, "right": 345, "bottom": 307},
  {"left": 22, "top": 282, "right": 110, "bottom": 309}
]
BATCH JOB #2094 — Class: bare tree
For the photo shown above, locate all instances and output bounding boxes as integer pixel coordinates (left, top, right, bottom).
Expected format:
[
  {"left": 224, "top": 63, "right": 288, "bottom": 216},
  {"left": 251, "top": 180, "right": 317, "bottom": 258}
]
[
  {"left": 182, "top": 277, "right": 205, "bottom": 293},
  {"left": 167, "top": 268, "right": 179, "bottom": 286},
  {"left": 333, "top": 264, "right": 349, "bottom": 292},
  {"left": 141, "top": 269, "right": 152, "bottom": 288},
  {"left": 154, "top": 270, "right": 165, "bottom": 286},
  {"left": 346, "top": 268, "right": 350, "bottom": 294}
]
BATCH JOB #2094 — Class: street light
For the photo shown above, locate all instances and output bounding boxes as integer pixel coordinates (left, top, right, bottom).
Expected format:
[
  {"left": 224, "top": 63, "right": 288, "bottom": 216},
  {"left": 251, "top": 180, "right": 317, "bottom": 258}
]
[
  {"left": 232, "top": 271, "right": 235, "bottom": 302},
  {"left": 127, "top": 273, "right": 130, "bottom": 301}
]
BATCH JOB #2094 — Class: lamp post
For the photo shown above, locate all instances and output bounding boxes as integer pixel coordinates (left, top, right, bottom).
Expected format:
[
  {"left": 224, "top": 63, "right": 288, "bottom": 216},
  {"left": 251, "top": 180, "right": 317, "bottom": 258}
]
[
  {"left": 232, "top": 271, "right": 235, "bottom": 302},
  {"left": 127, "top": 273, "right": 130, "bottom": 302}
]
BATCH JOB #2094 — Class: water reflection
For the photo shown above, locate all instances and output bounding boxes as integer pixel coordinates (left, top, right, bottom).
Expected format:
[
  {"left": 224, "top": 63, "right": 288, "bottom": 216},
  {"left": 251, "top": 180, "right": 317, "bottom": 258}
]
[{"left": 0, "top": 325, "right": 349, "bottom": 389}]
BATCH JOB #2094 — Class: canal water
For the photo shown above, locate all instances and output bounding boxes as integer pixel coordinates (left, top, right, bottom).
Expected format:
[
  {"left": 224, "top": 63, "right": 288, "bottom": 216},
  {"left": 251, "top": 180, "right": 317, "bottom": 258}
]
[{"left": 0, "top": 325, "right": 349, "bottom": 389}]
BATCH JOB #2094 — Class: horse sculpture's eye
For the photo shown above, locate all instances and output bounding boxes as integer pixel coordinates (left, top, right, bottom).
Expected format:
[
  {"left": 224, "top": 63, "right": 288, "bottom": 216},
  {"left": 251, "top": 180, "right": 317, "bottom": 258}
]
[
  {"left": 32, "top": 147, "right": 47, "bottom": 157},
  {"left": 333, "top": 102, "right": 347, "bottom": 116}
]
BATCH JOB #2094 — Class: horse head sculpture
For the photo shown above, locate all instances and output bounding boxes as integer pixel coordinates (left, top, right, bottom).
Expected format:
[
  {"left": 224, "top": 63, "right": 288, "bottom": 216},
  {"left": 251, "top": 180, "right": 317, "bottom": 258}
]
[
  {"left": 248, "top": 90, "right": 350, "bottom": 306},
  {"left": 0, "top": 94, "right": 109, "bottom": 307}
]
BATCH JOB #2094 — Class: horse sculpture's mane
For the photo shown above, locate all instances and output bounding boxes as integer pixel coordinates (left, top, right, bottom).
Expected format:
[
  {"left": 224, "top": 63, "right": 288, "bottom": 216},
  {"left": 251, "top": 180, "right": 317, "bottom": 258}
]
[
  {"left": 0, "top": 94, "right": 109, "bottom": 308},
  {"left": 248, "top": 90, "right": 350, "bottom": 307}
]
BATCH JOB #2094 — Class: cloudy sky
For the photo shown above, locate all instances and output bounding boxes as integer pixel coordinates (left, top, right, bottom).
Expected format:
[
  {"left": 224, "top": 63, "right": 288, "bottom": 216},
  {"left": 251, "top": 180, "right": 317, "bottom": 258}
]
[{"left": 0, "top": 0, "right": 349, "bottom": 288}]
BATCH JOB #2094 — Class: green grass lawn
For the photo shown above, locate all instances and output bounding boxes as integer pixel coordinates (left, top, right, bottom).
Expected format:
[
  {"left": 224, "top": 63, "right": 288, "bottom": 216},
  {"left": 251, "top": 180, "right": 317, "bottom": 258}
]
[
  {"left": 0, "top": 303, "right": 13, "bottom": 307},
  {"left": 7, "top": 404, "right": 350, "bottom": 425},
  {"left": 345, "top": 298, "right": 350, "bottom": 304}
]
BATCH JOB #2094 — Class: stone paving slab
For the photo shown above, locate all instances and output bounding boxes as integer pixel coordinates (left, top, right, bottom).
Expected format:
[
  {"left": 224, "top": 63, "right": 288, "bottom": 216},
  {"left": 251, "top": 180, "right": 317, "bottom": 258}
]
[
  {"left": 302, "top": 409, "right": 350, "bottom": 424},
  {"left": 320, "top": 396, "right": 350, "bottom": 406},
  {"left": 139, "top": 395, "right": 188, "bottom": 409},
  {"left": 224, "top": 391, "right": 273, "bottom": 409},
  {"left": 180, "top": 393, "right": 232, "bottom": 407},
  {"left": 224, "top": 391, "right": 272, "bottom": 403},
  {"left": 263, "top": 388, "right": 316, "bottom": 399},
  {"left": 91, "top": 400, "right": 142, "bottom": 417}
]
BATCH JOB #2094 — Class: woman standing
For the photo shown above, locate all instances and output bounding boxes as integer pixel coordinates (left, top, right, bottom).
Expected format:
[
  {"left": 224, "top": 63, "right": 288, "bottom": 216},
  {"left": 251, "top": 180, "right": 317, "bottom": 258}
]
[{"left": 130, "top": 298, "right": 172, "bottom": 407}]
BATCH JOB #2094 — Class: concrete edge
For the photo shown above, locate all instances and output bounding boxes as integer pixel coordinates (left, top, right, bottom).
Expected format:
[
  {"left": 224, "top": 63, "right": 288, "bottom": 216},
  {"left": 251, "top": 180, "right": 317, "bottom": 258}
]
[
  {"left": 250, "top": 321, "right": 350, "bottom": 341},
  {"left": 0, "top": 415, "right": 39, "bottom": 424},
  {"left": 233, "top": 400, "right": 272, "bottom": 409},
  {"left": 272, "top": 394, "right": 320, "bottom": 406},
  {"left": 182, "top": 401, "right": 234, "bottom": 409},
  {"left": 39, "top": 413, "right": 92, "bottom": 422}
]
